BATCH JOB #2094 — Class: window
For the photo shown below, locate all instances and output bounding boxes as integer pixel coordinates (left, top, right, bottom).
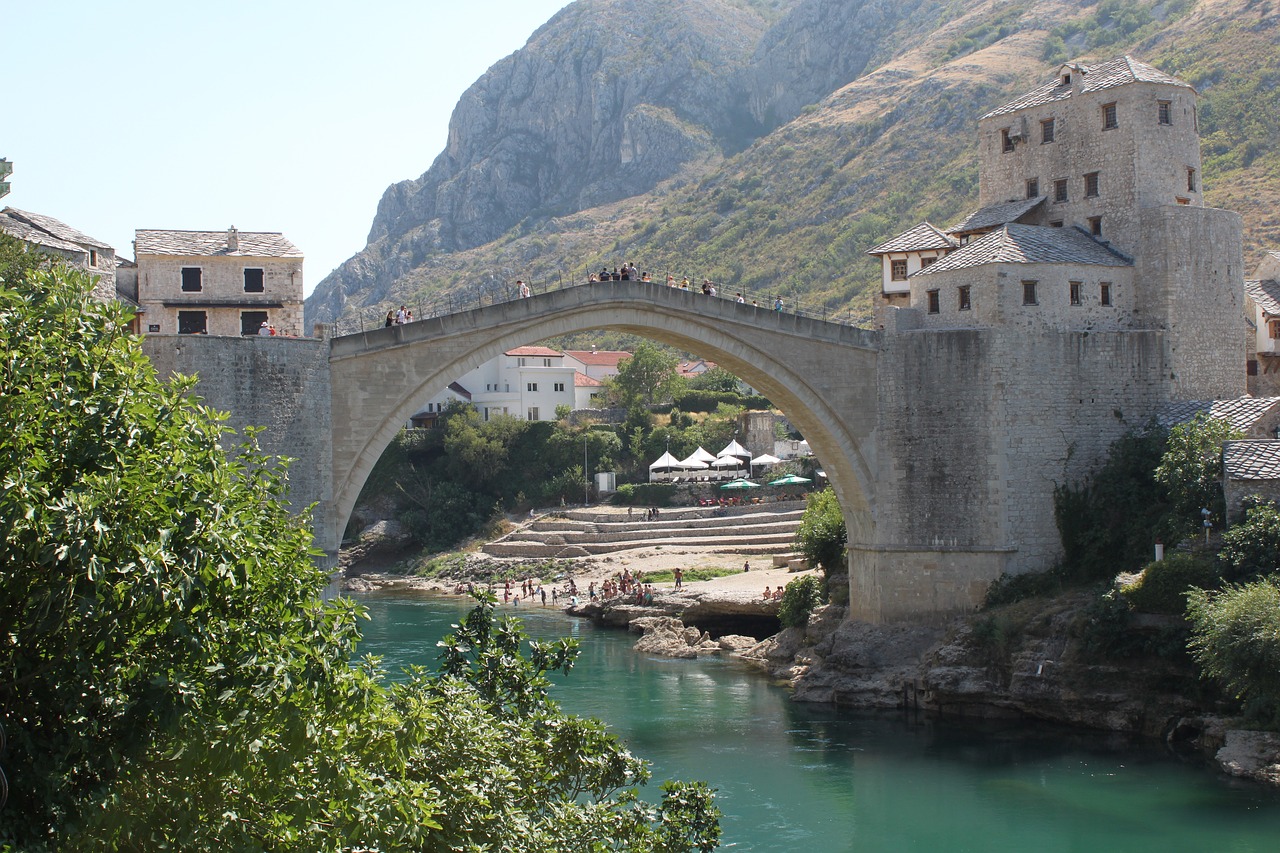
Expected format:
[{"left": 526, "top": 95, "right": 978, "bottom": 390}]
[
  {"left": 177, "top": 310, "right": 207, "bottom": 334},
  {"left": 1054, "top": 178, "right": 1068, "bottom": 203},
  {"left": 1084, "top": 171, "right": 1100, "bottom": 198},
  {"left": 147, "top": 323, "right": 161, "bottom": 333},
  {"left": 1026, "top": 178, "right": 1039, "bottom": 199},
  {"left": 1187, "top": 168, "right": 1197, "bottom": 191},
  {"left": 1176, "top": 197, "right": 1191, "bottom": 205},
  {"left": 527, "top": 407, "right": 540, "bottom": 421},
  {"left": 181, "top": 267, "right": 202, "bottom": 292},
  {"left": 1041, "top": 118, "right": 1055, "bottom": 143},
  {"left": 1270, "top": 320, "right": 1280, "bottom": 340},
  {"left": 1022, "top": 280, "right": 1038, "bottom": 305},
  {"left": 921, "top": 256, "right": 937, "bottom": 269},
  {"left": 1100, "top": 282, "right": 1112, "bottom": 306},
  {"left": 526, "top": 382, "right": 538, "bottom": 392},
  {"left": 1088, "top": 216, "right": 1103, "bottom": 236},
  {"left": 89, "top": 249, "right": 99, "bottom": 267},
  {"left": 958, "top": 285, "right": 972, "bottom": 311},
  {"left": 1001, "top": 128, "right": 1015, "bottom": 153},
  {"left": 1061, "top": 73, "right": 1072, "bottom": 85},
  {"left": 543, "top": 358, "right": 552, "bottom": 367},
  {"left": 1158, "top": 100, "right": 1172, "bottom": 125},
  {"left": 1069, "top": 281, "right": 1082, "bottom": 306},
  {"left": 927, "top": 289, "right": 940, "bottom": 314},
  {"left": 518, "top": 357, "right": 527, "bottom": 367},
  {"left": 554, "top": 382, "right": 565, "bottom": 392},
  {"left": 1049, "top": 220, "right": 1064, "bottom": 228},
  {"left": 1102, "top": 102, "right": 1118, "bottom": 130},
  {"left": 1249, "top": 360, "right": 1259, "bottom": 377},
  {"left": 240, "top": 310, "right": 268, "bottom": 335},
  {"left": 243, "top": 268, "right": 265, "bottom": 292},
  {"left": 891, "top": 259, "right": 908, "bottom": 281}
]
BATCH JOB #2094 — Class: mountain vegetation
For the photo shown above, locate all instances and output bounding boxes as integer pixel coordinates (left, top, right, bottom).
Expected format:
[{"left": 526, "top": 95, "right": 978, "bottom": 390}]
[{"left": 306, "top": 0, "right": 1280, "bottom": 333}]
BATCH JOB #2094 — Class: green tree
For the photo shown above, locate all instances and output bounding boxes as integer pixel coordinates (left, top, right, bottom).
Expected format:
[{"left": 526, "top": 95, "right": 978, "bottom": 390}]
[
  {"left": 1187, "top": 578, "right": 1280, "bottom": 728},
  {"left": 795, "top": 488, "right": 847, "bottom": 574},
  {"left": 0, "top": 264, "right": 721, "bottom": 850},
  {"left": 607, "top": 341, "right": 686, "bottom": 410},
  {"left": 687, "top": 366, "right": 741, "bottom": 394},
  {"left": 1155, "top": 413, "right": 1241, "bottom": 531},
  {"left": 1217, "top": 498, "right": 1280, "bottom": 582}
]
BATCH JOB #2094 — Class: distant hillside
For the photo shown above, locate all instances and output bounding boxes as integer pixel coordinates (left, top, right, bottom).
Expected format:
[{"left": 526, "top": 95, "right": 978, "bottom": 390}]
[{"left": 306, "top": 0, "right": 1280, "bottom": 332}]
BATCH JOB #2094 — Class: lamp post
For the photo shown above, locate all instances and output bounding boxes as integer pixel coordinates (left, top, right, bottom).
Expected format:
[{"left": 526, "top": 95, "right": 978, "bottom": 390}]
[{"left": 584, "top": 434, "right": 590, "bottom": 506}]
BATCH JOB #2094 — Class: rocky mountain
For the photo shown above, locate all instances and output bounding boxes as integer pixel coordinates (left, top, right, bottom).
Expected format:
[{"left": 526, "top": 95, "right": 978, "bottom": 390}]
[{"left": 307, "top": 0, "right": 1280, "bottom": 330}]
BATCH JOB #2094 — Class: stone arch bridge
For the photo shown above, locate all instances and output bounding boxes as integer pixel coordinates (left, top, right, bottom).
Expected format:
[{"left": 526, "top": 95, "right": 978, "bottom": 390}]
[{"left": 145, "top": 282, "right": 1174, "bottom": 623}]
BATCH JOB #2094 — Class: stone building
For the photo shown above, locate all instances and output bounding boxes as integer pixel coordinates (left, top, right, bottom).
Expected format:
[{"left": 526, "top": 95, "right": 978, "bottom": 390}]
[
  {"left": 857, "top": 56, "right": 1247, "bottom": 608},
  {"left": 1222, "top": 441, "right": 1280, "bottom": 523},
  {"left": 0, "top": 206, "right": 117, "bottom": 304},
  {"left": 874, "top": 55, "right": 1242, "bottom": 400},
  {"left": 1244, "top": 251, "right": 1280, "bottom": 396},
  {"left": 135, "top": 227, "right": 304, "bottom": 336}
]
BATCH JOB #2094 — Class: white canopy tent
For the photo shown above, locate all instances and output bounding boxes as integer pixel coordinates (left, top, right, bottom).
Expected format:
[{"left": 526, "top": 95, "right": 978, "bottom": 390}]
[
  {"left": 675, "top": 448, "right": 716, "bottom": 468},
  {"left": 686, "top": 446, "right": 718, "bottom": 465},
  {"left": 751, "top": 453, "right": 782, "bottom": 466},
  {"left": 716, "top": 439, "right": 751, "bottom": 460},
  {"left": 711, "top": 455, "right": 744, "bottom": 468},
  {"left": 649, "top": 451, "right": 683, "bottom": 472}
]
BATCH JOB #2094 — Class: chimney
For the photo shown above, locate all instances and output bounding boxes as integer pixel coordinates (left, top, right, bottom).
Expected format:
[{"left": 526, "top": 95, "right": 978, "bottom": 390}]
[{"left": 227, "top": 225, "right": 239, "bottom": 251}]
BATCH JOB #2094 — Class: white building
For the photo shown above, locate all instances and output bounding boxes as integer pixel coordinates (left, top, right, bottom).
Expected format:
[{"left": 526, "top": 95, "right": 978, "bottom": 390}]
[{"left": 412, "top": 345, "right": 616, "bottom": 424}]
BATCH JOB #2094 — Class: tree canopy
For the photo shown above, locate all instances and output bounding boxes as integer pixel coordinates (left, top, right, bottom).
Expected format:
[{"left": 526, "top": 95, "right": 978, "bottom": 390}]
[{"left": 0, "top": 263, "right": 719, "bottom": 850}]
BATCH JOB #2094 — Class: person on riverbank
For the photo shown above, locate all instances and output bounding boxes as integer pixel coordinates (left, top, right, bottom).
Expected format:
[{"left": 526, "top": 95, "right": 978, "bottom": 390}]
[
  {"left": 674, "top": 567, "right": 684, "bottom": 589},
  {"left": 540, "top": 587, "right": 547, "bottom": 606},
  {"left": 744, "top": 560, "right": 750, "bottom": 573}
]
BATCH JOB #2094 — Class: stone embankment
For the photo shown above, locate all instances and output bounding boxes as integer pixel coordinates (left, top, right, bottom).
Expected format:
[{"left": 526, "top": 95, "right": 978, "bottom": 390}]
[
  {"left": 738, "top": 594, "right": 1280, "bottom": 788},
  {"left": 568, "top": 584, "right": 785, "bottom": 642},
  {"left": 482, "top": 502, "right": 808, "bottom": 560}
]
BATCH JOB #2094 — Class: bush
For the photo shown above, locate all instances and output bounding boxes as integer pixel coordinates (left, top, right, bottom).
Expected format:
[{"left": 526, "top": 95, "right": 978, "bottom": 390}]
[
  {"left": 1218, "top": 498, "right": 1280, "bottom": 582},
  {"left": 778, "top": 575, "right": 825, "bottom": 628},
  {"left": 983, "top": 568, "right": 1069, "bottom": 608},
  {"left": 1120, "top": 553, "right": 1219, "bottom": 614},
  {"left": 1187, "top": 578, "right": 1280, "bottom": 728},
  {"left": 611, "top": 482, "right": 677, "bottom": 506},
  {"left": 795, "top": 488, "right": 846, "bottom": 573}
]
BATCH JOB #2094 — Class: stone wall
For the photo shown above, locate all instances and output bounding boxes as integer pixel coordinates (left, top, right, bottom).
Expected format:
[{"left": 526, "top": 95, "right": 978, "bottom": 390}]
[
  {"left": 861, "top": 309, "right": 1168, "bottom": 622},
  {"left": 142, "top": 335, "right": 337, "bottom": 567}
]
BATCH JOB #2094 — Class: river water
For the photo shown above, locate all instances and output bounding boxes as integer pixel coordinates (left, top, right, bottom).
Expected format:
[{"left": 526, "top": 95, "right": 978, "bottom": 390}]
[{"left": 354, "top": 591, "right": 1280, "bottom": 852}]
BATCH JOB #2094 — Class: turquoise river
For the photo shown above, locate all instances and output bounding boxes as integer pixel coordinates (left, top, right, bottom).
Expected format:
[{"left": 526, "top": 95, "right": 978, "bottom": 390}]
[{"left": 355, "top": 591, "right": 1280, "bottom": 852}]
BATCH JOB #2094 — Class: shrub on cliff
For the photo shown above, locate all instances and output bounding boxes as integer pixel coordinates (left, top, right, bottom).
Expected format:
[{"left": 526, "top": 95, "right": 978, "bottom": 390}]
[
  {"left": 778, "top": 575, "right": 825, "bottom": 628},
  {"left": 1120, "top": 553, "right": 1220, "bottom": 615},
  {"left": 1187, "top": 578, "right": 1280, "bottom": 729},
  {"left": 1218, "top": 498, "right": 1280, "bottom": 582}
]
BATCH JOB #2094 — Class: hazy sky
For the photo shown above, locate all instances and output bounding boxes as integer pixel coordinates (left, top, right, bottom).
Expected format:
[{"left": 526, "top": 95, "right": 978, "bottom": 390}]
[{"left": 3, "top": 0, "right": 573, "bottom": 295}]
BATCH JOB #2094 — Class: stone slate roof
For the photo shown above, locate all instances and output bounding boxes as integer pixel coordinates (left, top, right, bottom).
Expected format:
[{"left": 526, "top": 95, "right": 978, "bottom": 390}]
[
  {"left": 135, "top": 229, "right": 302, "bottom": 258},
  {"left": 913, "top": 224, "right": 1130, "bottom": 277},
  {"left": 949, "top": 197, "right": 1045, "bottom": 235},
  {"left": 981, "top": 56, "right": 1192, "bottom": 120},
  {"left": 1223, "top": 441, "right": 1280, "bottom": 481},
  {"left": 1, "top": 207, "right": 110, "bottom": 251},
  {"left": 1157, "top": 398, "right": 1280, "bottom": 434},
  {"left": 866, "top": 222, "right": 958, "bottom": 255},
  {"left": 1245, "top": 280, "right": 1280, "bottom": 317}
]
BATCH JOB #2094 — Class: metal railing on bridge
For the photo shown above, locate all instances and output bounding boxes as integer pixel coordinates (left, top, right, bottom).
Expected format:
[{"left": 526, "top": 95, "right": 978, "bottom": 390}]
[{"left": 328, "top": 272, "right": 867, "bottom": 337}]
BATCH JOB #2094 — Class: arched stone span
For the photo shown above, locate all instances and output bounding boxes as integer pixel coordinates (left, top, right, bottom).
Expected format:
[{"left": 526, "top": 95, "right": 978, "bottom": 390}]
[{"left": 325, "top": 285, "right": 881, "bottom": 576}]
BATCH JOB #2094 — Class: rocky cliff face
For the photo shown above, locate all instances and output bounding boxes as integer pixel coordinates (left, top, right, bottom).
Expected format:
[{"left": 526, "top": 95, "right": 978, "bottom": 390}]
[
  {"left": 307, "top": 0, "right": 1280, "bottom": 328},
  {"left": 310, "top": 0, "right": 782, "bottom": 323}
]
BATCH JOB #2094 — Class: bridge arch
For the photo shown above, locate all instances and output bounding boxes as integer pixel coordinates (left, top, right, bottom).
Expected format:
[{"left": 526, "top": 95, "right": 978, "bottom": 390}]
[{"left": 325, "top": 285, "right": 881, "bottom": 568}]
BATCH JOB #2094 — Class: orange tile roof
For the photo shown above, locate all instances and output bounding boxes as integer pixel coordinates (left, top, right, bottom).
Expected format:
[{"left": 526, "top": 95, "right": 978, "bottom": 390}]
[
  {"left": 564, "top": 349, "right": 632, "bottom": 366},
  {"left": 505, "top": 345, "right": 563, "bottom": 357},
  {"left": 574, "top": 372, "right": 603, "bottom": 387}
]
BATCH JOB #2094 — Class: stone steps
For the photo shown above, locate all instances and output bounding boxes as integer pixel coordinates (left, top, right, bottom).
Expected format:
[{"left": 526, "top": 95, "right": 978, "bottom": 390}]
[{"left": 483, "top": 502, "right": 805, "bottom": 559}]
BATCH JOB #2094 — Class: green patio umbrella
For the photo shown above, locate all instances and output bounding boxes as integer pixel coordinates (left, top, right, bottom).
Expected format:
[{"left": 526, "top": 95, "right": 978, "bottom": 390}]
[
  {"left": 720, "top": 478, "right": 761, "bottom": 490},
  {"left": 768, "top": 474, "right": 812, "bottom": 485}
]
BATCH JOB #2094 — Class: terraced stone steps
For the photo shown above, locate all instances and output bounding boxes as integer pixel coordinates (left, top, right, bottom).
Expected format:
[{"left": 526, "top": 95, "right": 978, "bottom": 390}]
[{"left": 483, "top": 500, "right": 807, "bottom": 559}]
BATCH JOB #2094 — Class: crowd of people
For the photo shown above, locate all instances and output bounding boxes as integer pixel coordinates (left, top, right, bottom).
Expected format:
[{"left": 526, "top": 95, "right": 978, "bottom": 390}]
[{"left": 583, "top": 263, "right": 786, "bottom": 311}]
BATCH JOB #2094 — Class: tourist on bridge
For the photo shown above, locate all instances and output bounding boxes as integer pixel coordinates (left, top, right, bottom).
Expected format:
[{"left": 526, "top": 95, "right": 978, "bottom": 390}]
[
  {"left": 258, "top": 321, "right": 271, "bottom": 337},
  {"left": 384, "top": 310, "right": 394, "bottom": 327},
  {"left": 517, "top": 279, "right": 530, "bottom": 298},
  {"left": 774, "top": 296, "right": 784, "bottom": 311},
  {"left": 395, "top": 305, "right": 408, "bottom": 325}
]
